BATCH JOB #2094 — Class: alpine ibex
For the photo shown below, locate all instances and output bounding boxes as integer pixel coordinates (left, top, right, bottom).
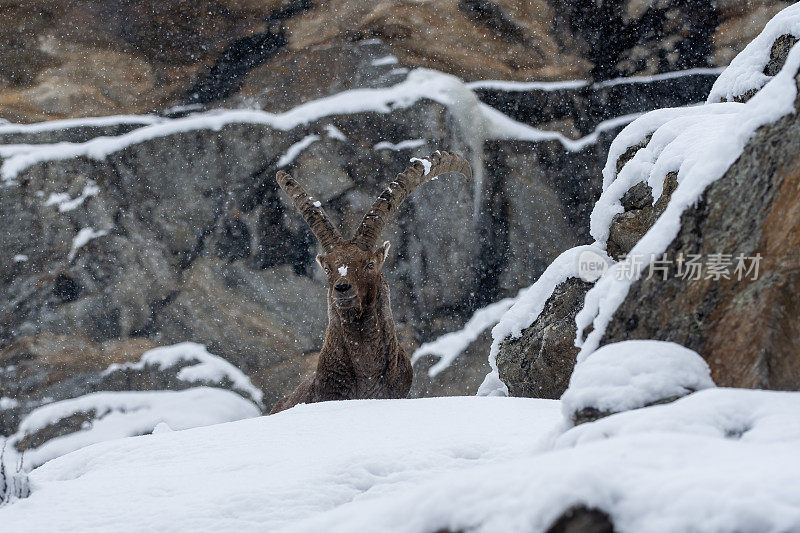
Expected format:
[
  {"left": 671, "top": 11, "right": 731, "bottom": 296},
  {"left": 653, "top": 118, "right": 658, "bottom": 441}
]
[{"left": 270, "top": 151, "right": 472, "bottom": 413}]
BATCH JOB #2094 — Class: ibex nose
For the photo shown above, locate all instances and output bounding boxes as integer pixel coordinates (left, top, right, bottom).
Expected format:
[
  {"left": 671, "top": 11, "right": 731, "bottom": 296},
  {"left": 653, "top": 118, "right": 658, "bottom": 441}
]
[{"left": 334, "top": 282, "right": 352, "bottom": 293}]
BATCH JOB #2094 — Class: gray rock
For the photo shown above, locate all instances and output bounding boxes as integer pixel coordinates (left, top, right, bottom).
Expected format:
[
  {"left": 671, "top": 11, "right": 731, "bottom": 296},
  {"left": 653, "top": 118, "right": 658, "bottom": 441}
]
[
  {"left": 606, "top": 173, "right": 677, "bottom": 260},
  {"left": 497, "top": 278, "right": 592, "bottom": 399},
  {"left": 545, "top": 505, "right": 615, "bottom": 533}
]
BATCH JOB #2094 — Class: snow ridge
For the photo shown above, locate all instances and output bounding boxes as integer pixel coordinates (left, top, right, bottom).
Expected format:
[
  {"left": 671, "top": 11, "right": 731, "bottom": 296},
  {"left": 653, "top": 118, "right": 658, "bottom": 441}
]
[
  {"left": 0, "top": 114, "right": 165, "bottom": 135},
  {"left": 411, "top": 296, "right": 517, "bottom": 378},
  {"left": 1, "top": 68, "right": 640, "bottom": 183},
  {"left": 708, "top": 3, "right": 800, "bottom": 103},
  {"left": 105, "top": 342, "right": 264, "bottom": 405},
  {"left": 468, "top": 66, "right": 723, "bottom": 92}
]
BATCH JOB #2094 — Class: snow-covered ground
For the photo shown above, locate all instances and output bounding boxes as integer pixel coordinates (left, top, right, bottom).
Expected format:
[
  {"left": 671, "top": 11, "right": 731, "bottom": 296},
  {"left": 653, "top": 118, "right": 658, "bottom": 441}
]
[{"left": 1, "top": 391, "right": 798, "bottom": 532}]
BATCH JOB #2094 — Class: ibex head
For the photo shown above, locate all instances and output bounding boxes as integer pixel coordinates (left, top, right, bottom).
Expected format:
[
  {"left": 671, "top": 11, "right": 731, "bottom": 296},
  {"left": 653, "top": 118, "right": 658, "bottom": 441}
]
[{"left": 276, "top": 151, "right": 472, "bottom": 319}]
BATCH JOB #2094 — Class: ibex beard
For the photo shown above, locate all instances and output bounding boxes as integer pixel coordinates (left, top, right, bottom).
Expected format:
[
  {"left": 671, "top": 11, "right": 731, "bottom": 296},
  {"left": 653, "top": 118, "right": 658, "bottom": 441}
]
[{"left": 270, "top": 151, "right": 472, "bottom": 414}]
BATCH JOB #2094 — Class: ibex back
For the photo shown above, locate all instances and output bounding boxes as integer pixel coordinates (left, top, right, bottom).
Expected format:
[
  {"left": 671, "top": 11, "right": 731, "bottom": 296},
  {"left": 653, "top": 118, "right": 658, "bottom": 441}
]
[{"left": 270, "top": 151, "right": 472, "bottom": 414}]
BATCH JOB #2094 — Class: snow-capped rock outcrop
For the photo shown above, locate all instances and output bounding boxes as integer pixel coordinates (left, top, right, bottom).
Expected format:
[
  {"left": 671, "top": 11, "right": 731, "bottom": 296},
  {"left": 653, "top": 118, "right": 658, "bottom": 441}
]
[
  {"left": 495, "top": 3, "right": 800, "bottom": 397},
  {"left": 560, "top": 340, "right": 715, "bottom": 425}
]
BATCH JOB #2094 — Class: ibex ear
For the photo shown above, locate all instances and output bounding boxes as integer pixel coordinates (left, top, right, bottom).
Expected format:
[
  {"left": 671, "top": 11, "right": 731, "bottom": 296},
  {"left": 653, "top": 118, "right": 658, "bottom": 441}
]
[{"left": 375, "top": 240, "right": 391, "bottom": 267}]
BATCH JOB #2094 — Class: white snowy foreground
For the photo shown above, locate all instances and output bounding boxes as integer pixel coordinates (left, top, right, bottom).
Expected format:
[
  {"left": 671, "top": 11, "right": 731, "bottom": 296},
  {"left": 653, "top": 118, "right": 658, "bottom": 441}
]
[{"left": 2, "top": 392, "right": 799, "bottom": 532}]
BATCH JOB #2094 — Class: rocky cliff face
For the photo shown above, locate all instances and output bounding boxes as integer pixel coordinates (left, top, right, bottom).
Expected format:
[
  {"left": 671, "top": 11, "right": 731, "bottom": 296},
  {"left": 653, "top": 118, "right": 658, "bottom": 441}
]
[
  {"left": 0, "top": 36, "right": 735, "bottom": 417},
  {"left": 600, "top": 99, "right": 800, "bottom": 390},
  {"left": 0, "top": 1, "right": 790, "bottom": 122},
  {"left": 497, "top": 29, "right": 800, "bottom": 398},
  {"left": 0, "top": 1, "right": 792, "bottom": 424}
]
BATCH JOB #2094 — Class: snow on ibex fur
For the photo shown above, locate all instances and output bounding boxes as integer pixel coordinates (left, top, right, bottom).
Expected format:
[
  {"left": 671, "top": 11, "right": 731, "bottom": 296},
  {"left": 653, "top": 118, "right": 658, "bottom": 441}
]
[{"left": 270, "top": 151, "right": 472, "bottom": 413}]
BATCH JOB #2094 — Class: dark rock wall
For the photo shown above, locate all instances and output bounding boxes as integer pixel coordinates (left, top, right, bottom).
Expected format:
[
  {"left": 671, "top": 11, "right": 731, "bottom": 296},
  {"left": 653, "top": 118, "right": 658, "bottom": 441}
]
[{"left": 0, "top": 1, "right": 790, "bottom": 122}]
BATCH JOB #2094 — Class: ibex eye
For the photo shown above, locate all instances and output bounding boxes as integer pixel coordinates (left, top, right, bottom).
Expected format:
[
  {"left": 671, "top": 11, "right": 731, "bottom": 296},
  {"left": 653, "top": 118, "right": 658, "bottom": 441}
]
[{"left": 367, "top": 262, "right": 375, "bottom": 270}]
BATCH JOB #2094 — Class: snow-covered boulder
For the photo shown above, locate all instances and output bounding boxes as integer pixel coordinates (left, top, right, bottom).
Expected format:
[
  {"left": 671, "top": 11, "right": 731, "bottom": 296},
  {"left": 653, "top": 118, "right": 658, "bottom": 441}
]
[
  {"left": 484, "top": 245, "right": 610, "bottom": 398},
  {"left": 560, "top": 340, "right": 715, "bottom": 425},
  {"left": 102, "top": 342, "right": 264, "bottom": 407},
  {"left": 6, "top": 387, "right": 259, "bottom": 470},
  {"left": 0, "top": 334, "right": 159, "bottom": 436},
  {"left": 0, "top": 338, "right": 262, "bottom": 439}
]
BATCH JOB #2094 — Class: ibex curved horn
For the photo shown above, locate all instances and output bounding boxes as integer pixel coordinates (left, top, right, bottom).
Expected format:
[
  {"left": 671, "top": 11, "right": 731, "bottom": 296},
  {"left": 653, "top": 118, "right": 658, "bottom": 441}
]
[
  {"left": 276, "top": 170, "right": 345, "bottom": 252},
  {"left": 351, "top": 151, "right": 472, "bottom": 251}
]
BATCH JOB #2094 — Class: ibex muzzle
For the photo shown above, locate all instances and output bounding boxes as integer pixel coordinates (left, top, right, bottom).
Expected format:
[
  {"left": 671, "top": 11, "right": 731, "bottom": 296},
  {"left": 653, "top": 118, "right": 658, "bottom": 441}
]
[{"left": 271, "top": 151, "right": 472, "bottom": 413}]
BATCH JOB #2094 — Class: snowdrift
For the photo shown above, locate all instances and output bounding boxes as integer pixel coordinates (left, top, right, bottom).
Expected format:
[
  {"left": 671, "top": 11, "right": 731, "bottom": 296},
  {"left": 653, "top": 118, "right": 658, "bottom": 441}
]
[{"left": 1, "top": 394, "right": 799, "bottom": 532}]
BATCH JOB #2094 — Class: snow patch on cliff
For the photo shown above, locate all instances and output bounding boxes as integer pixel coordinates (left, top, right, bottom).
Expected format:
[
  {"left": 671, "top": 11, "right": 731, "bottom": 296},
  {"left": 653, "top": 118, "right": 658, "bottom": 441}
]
[
  {"left": 708, "top": 2, "right": 800, "bottom": 103},
  {"left": 104, "top": 342, "right": 263, "bottom": 405},
  {"left": 576, "top": 32, "right": 800, "bottom": 361},
  {"left": 68, "top": 227, "right": 108, "bottom": 261},
  {"left": 277, "top": 134, "right": 321, "bottom": 168},
  {"left": 374, "top": 139, "right": 427, "bottom": 151},
  {"left": 44, "top": 181, "right": 99, "bottom": 212}
]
